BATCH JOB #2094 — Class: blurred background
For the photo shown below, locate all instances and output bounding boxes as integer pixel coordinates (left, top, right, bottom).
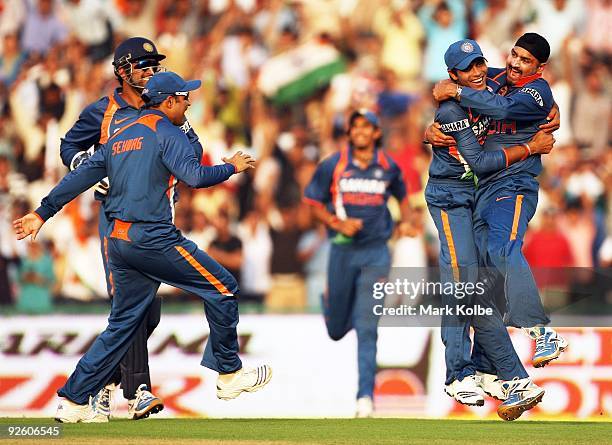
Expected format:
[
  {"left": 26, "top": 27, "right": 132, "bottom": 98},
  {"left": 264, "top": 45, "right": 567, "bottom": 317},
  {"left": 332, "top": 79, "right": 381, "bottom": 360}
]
[{"left": 0, "top": 0, "right": 610, "bottom": 420}]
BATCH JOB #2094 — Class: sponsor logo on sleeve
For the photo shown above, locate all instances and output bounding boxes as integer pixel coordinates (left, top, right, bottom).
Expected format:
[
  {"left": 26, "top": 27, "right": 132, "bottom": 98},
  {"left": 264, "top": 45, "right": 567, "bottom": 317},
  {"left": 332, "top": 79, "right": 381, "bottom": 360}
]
[
  {"left": 520, "top": 87, "right": 544, "bottom": 106},
  {"left": 440, "top": 119, "right": 469, "bottom": 133}
]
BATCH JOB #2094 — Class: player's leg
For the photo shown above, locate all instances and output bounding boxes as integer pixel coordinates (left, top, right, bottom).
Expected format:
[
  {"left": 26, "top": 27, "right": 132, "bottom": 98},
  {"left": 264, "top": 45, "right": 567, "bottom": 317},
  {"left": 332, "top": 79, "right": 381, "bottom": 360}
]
[
  {"left": 124, "top": 229, "right": 270, "bottom": 400},
  {"left": 323, "top": 244, "right": 360, "bottom": 341},
  {"left": 480, "top": 176, "right": 567, "bottom": 367},
  {"left": 120, "top": 296, "right": 163, "bottom": 419},
  {"left": 352, "top": 243, "right": 390, "bottom": 417},
  {"left": 56, "top": 238, "right": 159, "bottom": 422},
  {"left": 425, "top": 183, "right": 481, "bottom": 405}
]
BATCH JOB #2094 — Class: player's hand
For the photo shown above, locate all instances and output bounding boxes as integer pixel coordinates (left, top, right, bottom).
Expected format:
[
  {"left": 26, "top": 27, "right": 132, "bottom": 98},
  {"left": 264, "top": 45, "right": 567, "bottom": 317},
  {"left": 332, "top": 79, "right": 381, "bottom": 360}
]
[
  {"left": 539, "top": 103, "right": 560, "bottom": 133},
  {"left": 13, "top": 213, "right": 44, "bottom": 241},
  {"left": 223, "top": 151, "right": 256, "bottom": 173},
  {"left": 424, "top": 122, "right": 455, "bottom": 147},
  {"left": 336, "top": 218, "right": 363, "bottom": 237},
  {"left": 94, "top": 177, "right": 110, "bottom": 195},
  {"left": 397, "top": 221, "right": 417, "bottom": 237},
  {"left": 528, "top": 130, "right": 555, "bottom": 155},
  {"left": 433, "top": 79, "right": 459, "bottom": 102}
]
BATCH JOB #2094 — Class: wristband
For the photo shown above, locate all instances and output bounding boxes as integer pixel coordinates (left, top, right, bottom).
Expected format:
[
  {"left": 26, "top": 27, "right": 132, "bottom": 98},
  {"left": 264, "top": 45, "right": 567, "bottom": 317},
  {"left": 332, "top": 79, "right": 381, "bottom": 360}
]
[
  {"left": 523, "top": 143, "right": 532, "bottom": 155},
  {"left": 455, "top": 85, "right": 462, "bottom": 100}
]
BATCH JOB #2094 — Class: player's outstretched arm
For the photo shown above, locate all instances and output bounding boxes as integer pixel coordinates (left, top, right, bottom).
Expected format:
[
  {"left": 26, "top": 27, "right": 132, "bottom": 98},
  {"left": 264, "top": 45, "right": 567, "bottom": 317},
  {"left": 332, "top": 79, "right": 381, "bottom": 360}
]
[
  {"left": 161, "top": 127, "right": 255, "bottom": 188},
  {"left": 34, "top": 149, "right": 108, "bottom": 222}
]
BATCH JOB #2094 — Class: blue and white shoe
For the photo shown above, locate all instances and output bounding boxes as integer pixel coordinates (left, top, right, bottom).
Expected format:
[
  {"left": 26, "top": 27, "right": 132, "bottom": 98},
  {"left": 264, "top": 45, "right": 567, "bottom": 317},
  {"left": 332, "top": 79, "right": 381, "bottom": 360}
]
[
  {"left": 525, "top": 327, "right": 569, "bottom": 368},
  {"left": 497, "top": 377, "right": 545, "bottom": 421},
  {"left": 90, "top": 383, "right": 115, "bottom": 422},
  {"left": 128, "top": 384, "right": 164, "bottom": 420}
]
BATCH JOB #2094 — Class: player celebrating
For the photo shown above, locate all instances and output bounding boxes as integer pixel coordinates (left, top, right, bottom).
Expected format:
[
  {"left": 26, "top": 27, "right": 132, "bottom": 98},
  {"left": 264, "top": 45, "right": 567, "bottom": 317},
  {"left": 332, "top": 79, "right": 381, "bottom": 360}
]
[
  {"left": 432, "top": 33, "right": 568, "bottom": 366},
  {"left": 304, "top": 109, "right": 409, "bottom": 418},
  {"left": 14, "top": 72, "right": 271, "bottom": 423},
  {"left": 59, "top": 36, "right": 204, "bottom": 421},
  {"left": 427, "top": 39, "right": 555, "bottom": 419}
]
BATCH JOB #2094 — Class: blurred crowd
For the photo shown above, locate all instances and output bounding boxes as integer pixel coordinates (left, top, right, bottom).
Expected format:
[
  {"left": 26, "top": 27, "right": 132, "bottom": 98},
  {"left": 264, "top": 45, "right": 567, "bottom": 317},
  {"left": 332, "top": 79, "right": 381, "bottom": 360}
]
[{"left": 0, "top": 0, "right": 610, "bottom": 313}]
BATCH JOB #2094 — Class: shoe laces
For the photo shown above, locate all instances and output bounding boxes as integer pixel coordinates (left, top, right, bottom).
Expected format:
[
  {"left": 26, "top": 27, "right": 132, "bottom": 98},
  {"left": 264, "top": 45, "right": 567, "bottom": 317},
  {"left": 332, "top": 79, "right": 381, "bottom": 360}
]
[
  {"left": 535, "top": 333, "right": 548, "bottom": 352},
  {"left": 135, "top": 384, "right": 155, "bottom": 404}
]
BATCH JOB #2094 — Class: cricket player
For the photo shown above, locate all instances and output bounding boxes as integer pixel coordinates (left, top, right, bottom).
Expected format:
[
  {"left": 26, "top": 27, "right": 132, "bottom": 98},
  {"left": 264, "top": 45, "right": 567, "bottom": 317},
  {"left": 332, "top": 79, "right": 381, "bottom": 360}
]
[
  {"left": 59, "top": 36, "right": 203, "bottom": 421},
  {"left": 304, "top": 109, "right": 409, "bottom": 418},
  {"left": 14, "top": 71, "right": 271, "bottom": 423},
  {"left": 427, "top": 39, "right": 556, "bottom": 420}
]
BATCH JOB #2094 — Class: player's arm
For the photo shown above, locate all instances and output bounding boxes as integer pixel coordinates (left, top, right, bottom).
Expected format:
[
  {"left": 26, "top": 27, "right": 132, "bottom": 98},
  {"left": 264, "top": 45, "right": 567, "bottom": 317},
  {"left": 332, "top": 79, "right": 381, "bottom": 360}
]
[
  {"left": 387, "top": 160, "right": 413, "bottom": 236},
  {"left": 160, "top": 125, "right": 254, "bottom": 188},
  {"left": 14, "top": 149, "right": 108, "bottom": 240},
  {"left": 303, "top": 157, "right": 362, "bottom": 237},
  {"left": 60, "top": 98, "right": 107, "bottom": 169},
  {"left": 438, "top": 104, "right": 554, "bottom": 176},
  {"left": 180, "top": 119, "right": 205, "bottom": 161},
  {"left": 433, "top": 79, "right": 552, "bottom": 121}
]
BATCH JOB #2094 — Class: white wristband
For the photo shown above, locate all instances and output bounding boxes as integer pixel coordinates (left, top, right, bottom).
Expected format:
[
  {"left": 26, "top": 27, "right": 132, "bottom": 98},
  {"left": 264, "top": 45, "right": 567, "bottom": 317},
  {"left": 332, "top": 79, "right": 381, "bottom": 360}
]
[{"left": 523, "top": 143, "right": 532, "bottom": 155}]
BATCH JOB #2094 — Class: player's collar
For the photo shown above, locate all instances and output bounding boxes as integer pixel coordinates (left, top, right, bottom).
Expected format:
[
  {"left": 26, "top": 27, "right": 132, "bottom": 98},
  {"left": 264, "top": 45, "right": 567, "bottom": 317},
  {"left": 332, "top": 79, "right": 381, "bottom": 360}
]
[
  {"left": 113, "top": 88, "right": 132, "bottom": 109},
  {"left": 348, "top": 145, "right": 388, "bottom": 170},
  {"left": 511, "top": 72, "right": 542, "bottom": 88},
  {"left": 142, "top": 109, "right": 167, "bottom": 119}
]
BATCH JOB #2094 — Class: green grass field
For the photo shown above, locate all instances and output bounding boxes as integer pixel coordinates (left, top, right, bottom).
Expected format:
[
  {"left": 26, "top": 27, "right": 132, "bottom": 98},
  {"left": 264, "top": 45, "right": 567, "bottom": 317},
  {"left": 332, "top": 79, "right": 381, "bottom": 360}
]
[{"left": 1, "top": 418, "right": 611, "bottom": 445}]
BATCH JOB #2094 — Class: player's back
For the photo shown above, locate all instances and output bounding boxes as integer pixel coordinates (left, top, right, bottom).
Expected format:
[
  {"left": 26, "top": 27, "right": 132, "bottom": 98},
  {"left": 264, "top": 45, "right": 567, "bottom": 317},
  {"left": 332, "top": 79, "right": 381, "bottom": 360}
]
[{"left": 102, "top": 110, "right": 180, "bottom": 225}]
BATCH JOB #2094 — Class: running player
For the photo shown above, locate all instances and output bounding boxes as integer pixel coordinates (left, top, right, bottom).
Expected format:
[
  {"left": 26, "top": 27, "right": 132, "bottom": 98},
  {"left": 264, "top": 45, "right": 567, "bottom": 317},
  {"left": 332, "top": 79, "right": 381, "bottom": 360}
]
[
  {"left": 304, "top": 109, "right": 410, "bottom": 418},
  {"left": 14, "top": 72, "right": 271, "bottom": 423}
]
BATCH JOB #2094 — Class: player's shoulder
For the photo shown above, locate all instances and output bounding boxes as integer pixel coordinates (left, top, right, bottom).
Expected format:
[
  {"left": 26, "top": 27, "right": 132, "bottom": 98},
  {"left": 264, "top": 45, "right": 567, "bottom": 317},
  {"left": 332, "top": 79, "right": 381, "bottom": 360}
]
[
  {"left": 486, "top": 67, "right": 506, "bottom": 84},
  {"left": 377, "top": 148, "right": 400, "bottom": 172},
  {"left": 81, "top": 96, "right": 111, "bottom": 119},
  {"left": 518, "top": 77, "right": 553, "bottom": 106},
  {"left": 436, "top": 100, "right": 468, "bottom": 130}
]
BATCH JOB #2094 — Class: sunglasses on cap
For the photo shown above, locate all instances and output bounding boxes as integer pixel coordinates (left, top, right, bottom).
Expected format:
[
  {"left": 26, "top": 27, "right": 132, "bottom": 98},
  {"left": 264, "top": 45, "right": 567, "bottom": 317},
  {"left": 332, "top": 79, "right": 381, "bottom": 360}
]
[{"left": 174, "top": 91, "right": 190, "bottom": 100}]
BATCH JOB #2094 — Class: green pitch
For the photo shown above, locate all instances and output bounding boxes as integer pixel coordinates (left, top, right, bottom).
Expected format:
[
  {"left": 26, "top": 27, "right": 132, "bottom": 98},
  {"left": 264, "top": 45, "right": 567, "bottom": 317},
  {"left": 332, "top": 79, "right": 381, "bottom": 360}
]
[{"left": 1, "top": 418, "right": 610, "bottom": 445}]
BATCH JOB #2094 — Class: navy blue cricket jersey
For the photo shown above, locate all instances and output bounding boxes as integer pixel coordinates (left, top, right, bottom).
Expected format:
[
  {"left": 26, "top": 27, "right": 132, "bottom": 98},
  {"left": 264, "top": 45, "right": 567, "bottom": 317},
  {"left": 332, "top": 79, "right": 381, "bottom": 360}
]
[
  {"left": 429, "top": 100, "right": 509, "bottom": 182},
  {"left": 36, "top": 109, "right": 235, "bottom": 224},
  {"left": 304, "top": 146, "right": 406, "bottom": 245},
  {"left": 459, "top": 67, "right": 554, "bottom": 185}
]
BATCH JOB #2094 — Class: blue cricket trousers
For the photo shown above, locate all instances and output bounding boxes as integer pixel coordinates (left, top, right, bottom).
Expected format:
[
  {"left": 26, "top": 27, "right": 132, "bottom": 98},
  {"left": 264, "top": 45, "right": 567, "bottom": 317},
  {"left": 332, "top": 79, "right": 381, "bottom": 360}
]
[
  {"left": 426, "top": 179, "right": 527, "bottom": 384},
  {"left": 324, "top": 241, "right": 390, "bottom": 399},
  {"left": 98, "top": 209, "right": 162, "bottom": 400},
  {"left": 473, "top": 173, "right": 550, "bottom": 328},
  {"left": 58, "top": 220, "right": 241, "bottom": 404}
]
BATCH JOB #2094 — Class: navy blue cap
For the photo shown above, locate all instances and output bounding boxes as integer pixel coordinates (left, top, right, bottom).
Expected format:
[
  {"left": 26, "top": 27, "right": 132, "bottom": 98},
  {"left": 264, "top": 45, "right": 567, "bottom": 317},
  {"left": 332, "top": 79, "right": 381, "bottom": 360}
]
[
  {"left": 444, "top": 39, "right": 486, "bottom": 71},
  {"left": 348, "top": 108, "right": 379, "bottom": 128},
  {"left": 113, "top": 37, "right": 165, "bottom": 67},
  {"left": 142, "top": 72, "right": 201, "bottom": 105}
]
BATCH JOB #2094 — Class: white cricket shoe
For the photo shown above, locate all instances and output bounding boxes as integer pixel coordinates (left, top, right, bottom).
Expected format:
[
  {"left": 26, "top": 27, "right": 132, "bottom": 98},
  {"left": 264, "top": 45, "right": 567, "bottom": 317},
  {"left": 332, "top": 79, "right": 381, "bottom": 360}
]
[
  {"left": 476, "top": 371, "right": 507, "bottom": 401},
  {"left": 355, "top": 396, "right": 374, "bottom": 418},
  {"left": 54, "top": 397, "right": 107, "bottom": 423},
  {"left": 127, "top": 384, "right": 164, "bottom": 420},
  {"left": 444, "top": 375, "right": 485, "bottom": 406},
  {"left": 216, "top": 365, "right": 272, "bottom": 400}
]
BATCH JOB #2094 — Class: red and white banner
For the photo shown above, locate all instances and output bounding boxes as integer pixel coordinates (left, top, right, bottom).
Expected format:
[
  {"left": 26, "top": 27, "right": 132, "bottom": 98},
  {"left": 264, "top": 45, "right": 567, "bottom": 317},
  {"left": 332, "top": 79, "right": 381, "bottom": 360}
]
[{"left": 0, "top": 315, "right": 610, "bottom": 419}]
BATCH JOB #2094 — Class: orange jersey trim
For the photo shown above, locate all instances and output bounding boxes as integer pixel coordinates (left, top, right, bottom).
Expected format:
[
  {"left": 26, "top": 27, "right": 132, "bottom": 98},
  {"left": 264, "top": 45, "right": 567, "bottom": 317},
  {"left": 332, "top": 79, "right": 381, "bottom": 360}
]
[
  {"left": 108, "top": 114, "right": 163, "bottom": 143},
  {"left": 99, "top": 96, "right": 120, "bottom": 144},
  {"left": 110, "top": 219, "right": 132, "bottom": 242},
  {"left": 441, "top": 210, "right": 460, "bottom": 282},
  {"left": 510, "top": 195, "right": 524, "bottom": 241},
  {"left": 175, "top": 246, "right": 233, "bottom": 296}
]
